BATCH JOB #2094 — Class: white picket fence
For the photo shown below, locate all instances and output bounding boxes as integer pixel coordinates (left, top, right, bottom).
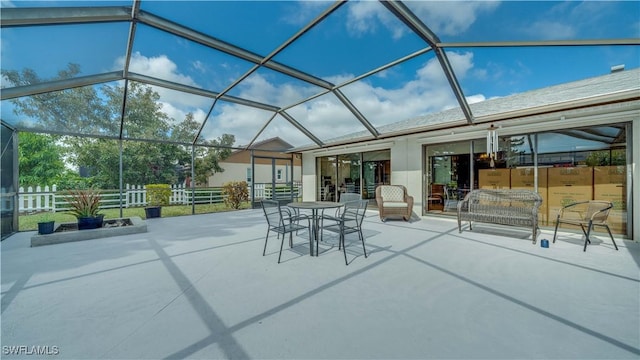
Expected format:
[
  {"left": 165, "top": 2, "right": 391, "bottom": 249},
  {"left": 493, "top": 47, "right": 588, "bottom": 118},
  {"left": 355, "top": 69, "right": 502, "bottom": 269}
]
[{"left": 16, "top": 183, "right": 301, "bottom": 213}]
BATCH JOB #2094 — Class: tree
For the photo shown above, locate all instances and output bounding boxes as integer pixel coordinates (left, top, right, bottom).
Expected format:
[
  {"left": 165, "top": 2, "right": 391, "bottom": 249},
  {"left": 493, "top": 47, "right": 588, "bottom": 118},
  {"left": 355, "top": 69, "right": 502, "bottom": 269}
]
[
  {"left": 17, "top": 132, "right": 65, "bottom": 187},
  {"left": 3, "top": 64, "right": 113, "bottom": 134},
  {"left": 585, "top": 149, "right": 626, "bottom": 166},
  {"left": 4, "top": 64, "right": 236, "bottom": 189},
  {"left": 194, "top": 134, "right": 235, "bottom": 186}
]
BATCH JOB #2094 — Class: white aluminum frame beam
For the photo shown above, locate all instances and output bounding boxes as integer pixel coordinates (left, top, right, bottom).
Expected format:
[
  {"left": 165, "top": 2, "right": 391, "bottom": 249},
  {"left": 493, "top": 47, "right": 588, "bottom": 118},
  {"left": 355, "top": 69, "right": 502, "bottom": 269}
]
[
  {"left": 0, "top": 71, "right": 123, "bottom": 100},
  {"left": 0, "top": 6, "right": 131, "bottom": 26}
]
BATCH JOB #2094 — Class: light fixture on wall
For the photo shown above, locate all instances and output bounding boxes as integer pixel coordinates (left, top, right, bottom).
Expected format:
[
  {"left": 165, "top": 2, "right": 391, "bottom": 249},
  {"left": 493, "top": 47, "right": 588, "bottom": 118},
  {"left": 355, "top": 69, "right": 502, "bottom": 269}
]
[{"left": 486, "top": 124, "right": 499, "bottom": 168}]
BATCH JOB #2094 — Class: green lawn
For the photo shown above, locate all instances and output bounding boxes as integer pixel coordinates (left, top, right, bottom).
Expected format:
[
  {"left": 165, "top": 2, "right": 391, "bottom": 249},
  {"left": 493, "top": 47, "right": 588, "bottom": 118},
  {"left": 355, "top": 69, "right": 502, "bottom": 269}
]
[{"left": 19, "top": 202, "right": 252, "bottom": 231}]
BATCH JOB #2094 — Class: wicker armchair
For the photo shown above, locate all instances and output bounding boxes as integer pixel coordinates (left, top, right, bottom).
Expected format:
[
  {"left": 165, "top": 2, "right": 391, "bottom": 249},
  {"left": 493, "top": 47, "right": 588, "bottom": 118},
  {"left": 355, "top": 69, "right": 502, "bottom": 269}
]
[
  {"left": 552, "top": 200, "right": 618, "bottom": 252},
  {"left": 375, "top": 185, "right": 414, "bottom": 222}
]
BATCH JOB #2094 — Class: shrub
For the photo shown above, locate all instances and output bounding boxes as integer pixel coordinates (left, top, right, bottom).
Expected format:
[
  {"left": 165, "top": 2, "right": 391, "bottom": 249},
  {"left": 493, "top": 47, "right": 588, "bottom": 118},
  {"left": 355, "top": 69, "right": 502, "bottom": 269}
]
[
  {"left": 222, "top": 181, "right": 249, "bottom": 209},
  {"left": 146, "top": 184, "right": 171, "bottom": 206}
]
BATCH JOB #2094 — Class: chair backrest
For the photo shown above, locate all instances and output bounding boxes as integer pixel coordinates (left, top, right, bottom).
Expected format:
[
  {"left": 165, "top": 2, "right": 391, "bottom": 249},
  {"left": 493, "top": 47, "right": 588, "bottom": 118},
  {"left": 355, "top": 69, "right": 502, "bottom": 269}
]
[
  {"left": 261, "top": 200, "right": 283, "bottom": 228},
  {"left": 465, "top": 189, "right": 542, "bottom": 214},
  {"left": 377, "top": 185, "right": 406, "bottom": 202},
  {"left": 340, "top": 192, "right": 361, "bottom": 203},
  {"left": 585, "top": 201, "right": 613, "bottom": 223},
  {"left": 355, "top": 200, "right": 368, "bottom": 226},
  {"left": 431, "top": 184, "right": 445, "bottom": 197},
  {"left": 342, "top": 200, "right": 368, "bottom": 228}
]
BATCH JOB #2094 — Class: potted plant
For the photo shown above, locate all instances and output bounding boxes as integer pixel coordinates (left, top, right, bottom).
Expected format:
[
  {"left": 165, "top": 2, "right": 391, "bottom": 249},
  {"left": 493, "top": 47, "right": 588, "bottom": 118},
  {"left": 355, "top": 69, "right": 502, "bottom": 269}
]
[
  {"left": 37, "top": 212, "right": 56, "bottom": 235},
  {"left": 145, "top": 184, "right": 171, "bottom": 218},
  {"left": 64, "top": 188, "right": 103, "bottom": 230}
]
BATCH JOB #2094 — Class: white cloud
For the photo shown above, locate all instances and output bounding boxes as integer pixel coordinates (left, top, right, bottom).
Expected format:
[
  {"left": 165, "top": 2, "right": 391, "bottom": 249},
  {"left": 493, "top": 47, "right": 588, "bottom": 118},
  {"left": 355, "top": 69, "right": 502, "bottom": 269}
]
[
  {"left": 346, "top": 1, "right": 404, "bottom": 39},
  {"left": 200, "top": 103, "right": 274, "bottom": 144},
  {"left": 120, "top": 52, "right": 198, "bottom": 87},
  {"left": 114, "top": 52, "right": 212, "bottom": 115},
  {"left": 192, "top": 60, "right": 207, "bottom": 74},
  {"left": 398, "top": 1, "right": 499, "bottom": 37},
  {"left": 525, "top": 20, "right": 575, "bottom": 40},
  {"left": 159, "top": 102, "right": 207, "bottom": 127},
  {"left": 344, "top": 1, "right": 498, "bottom": 39},
  {"left": 282, "top": 1, "right": 334, "bottom": 25},
  {"left": 200, "top": 50, "right": 489, "bottom": 147},
  {"left": 522, "top": 1, "right": 615, "bottom": 40},
  {"left": 233, "top": 73, "right": 321, "bottom": 107},
  {"left": 466, "top": 94, "right": 486, "bottom": 105},
  {"left": 113, "top": 50, "right": 487, "bottom": 147}
]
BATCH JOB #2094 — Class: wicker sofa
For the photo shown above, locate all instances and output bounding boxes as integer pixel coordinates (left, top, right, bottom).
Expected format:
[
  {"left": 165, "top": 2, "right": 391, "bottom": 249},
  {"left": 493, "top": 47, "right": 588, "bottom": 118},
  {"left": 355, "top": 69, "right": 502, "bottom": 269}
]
[
  {"left": 457, "top": 189, "right": 543, "bottom": 243},
  {"left": 375, "top": 185, "right": 414, "bottom": 221}
]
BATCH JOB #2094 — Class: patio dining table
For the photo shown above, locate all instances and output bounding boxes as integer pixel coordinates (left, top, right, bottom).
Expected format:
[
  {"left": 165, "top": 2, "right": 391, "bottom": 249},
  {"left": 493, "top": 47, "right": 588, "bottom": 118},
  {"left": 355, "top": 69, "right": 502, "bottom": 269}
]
[{"left": 287, "top": 201, "right": 343, "bottom": 256}]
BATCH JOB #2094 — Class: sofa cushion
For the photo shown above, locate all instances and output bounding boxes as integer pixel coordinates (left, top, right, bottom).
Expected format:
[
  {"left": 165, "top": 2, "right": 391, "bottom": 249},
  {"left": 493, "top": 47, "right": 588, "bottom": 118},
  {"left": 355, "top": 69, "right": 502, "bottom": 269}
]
[{"left": 380, "top": 186, "right": 405, "bottom": 202}]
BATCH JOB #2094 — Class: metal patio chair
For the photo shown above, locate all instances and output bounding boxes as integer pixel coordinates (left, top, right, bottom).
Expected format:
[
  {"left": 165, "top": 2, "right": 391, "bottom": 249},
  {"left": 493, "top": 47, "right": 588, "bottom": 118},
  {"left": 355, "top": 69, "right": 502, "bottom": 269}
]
[
  {"left": 321, "top": 200, "right": 368, "bottom": 265},
  {"left": 261, "top": 200, "right": 311, "bottom": 263},
  {"left": 320, "top": 192, "right": 361, "bottom": 241},
  {"left": 552, "top": 200, "right": 618, "bottom": 252}
]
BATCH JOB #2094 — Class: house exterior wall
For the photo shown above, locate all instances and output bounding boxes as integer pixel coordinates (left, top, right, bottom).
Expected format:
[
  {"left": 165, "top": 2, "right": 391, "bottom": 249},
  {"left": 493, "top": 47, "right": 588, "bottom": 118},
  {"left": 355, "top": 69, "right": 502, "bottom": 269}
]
[
  {"left": 209, "top": 162, "right": 301, "bottom": 187},
  {"left": 300, "top": 102, "right": 639, "bottom": 241},
  {"left": 206, "top": 138, "right": 302, "bottom": 187}
]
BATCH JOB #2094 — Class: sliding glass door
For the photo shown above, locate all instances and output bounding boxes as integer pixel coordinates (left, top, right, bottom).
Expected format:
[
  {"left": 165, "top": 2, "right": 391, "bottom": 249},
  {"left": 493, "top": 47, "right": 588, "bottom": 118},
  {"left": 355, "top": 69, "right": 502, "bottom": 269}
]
[
  {"left": 424, "top": 123, "right": 629, "bottom": 235},
  {"left": 316, "top": 149, "right": 390, "bottom": 202}
]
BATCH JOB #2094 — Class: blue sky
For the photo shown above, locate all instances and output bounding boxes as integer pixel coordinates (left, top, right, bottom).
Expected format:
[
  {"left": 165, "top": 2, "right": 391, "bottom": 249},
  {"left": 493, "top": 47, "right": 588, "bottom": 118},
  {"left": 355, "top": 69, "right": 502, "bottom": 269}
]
[{"left": 1, "top": 0, "right": 639, "bottom": 147}]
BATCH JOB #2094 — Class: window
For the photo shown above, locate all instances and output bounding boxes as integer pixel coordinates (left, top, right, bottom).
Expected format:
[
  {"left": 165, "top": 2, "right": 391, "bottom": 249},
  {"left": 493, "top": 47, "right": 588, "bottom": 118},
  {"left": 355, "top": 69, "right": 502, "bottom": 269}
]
[
  {"left": 246, "top": 168, "right": 252, "bottom": 183},
  {"left": 277, "top": 169, "right": 282, "bottom": 180}
]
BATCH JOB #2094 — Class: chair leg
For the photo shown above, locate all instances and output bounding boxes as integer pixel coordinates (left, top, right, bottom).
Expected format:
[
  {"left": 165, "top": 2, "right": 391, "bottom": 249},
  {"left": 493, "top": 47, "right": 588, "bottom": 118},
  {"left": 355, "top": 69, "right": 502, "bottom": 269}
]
[
  {"left": 579, "top": 224, "right": 590, "bottom": 244},
  {"left": 359, "top": 230, "right": 367, "bottom": 258},
  {"left": 278, "top": 233, "right": 286, "bottom": 263},
  {"left": 604, "top": 225, "right": 618, "bottom": 250},
  {"left": 315, "top": 226, "right": 319, "bottom": 257},
  {"left": 342, "top": 232, "right": 348, "bottom": 266},
  {"left": 552, "top": 216, "right": 560, "bottom": 243},
  {"left": 583, "top": 220, "right": 593, "bottom": 252},
  {"left": 263, "top": 230, "right": 270, "bottom": 256}
]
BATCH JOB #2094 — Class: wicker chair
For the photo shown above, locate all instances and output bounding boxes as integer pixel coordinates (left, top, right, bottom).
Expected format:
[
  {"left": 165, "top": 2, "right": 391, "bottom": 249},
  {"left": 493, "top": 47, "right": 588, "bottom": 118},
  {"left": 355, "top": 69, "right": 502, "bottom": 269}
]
[
  {"left": 375, "top": 185, "right": 414, "bottom": 222},
  {"left": 552, "top": 200, "right": 618, "bottom": 252}
]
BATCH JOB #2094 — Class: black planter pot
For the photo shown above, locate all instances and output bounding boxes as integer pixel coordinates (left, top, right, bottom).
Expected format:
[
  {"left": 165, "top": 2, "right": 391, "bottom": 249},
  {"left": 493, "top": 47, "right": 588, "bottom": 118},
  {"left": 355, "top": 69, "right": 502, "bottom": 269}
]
[
  {"left": 38, "top": 221, "right": 55, "bottom": 235},
  {"left": 96, "top": 214, "right": 105, "bottom": 228},
  {"left": 145, "top": 206, "right": 162, "bottom": 219},
  {"left": 78, "top": 216, "right": 101, "bottom": 230}
]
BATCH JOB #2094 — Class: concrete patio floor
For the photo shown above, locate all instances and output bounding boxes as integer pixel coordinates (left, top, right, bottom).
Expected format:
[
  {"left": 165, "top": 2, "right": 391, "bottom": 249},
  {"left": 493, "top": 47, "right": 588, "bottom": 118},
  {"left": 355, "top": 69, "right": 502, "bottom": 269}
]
[{"left": 1, "top": 209, "right": 639, "bottom": 359}]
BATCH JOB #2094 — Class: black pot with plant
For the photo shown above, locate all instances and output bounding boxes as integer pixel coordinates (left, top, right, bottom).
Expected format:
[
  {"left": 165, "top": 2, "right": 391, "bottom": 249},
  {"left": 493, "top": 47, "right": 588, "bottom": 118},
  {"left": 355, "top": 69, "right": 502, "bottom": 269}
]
[
  {"left": 37, "top": 212, "right": 56, "bottom": 235},
  {"left": 64, "top": 188, "right": 103, "bottom": 230},
  {"left": 145, "top": 184, "right": 171, "bottom": 219}
]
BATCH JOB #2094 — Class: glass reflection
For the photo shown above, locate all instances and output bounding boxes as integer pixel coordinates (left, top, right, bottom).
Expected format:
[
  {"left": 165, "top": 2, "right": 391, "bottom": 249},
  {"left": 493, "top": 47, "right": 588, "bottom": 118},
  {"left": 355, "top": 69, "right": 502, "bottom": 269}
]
[
  {"left": 1, "top": 23, "right": 129, "bottom": 83},
  {"left": 1, "top": 82, "right": 124, "bottom": 137}
]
